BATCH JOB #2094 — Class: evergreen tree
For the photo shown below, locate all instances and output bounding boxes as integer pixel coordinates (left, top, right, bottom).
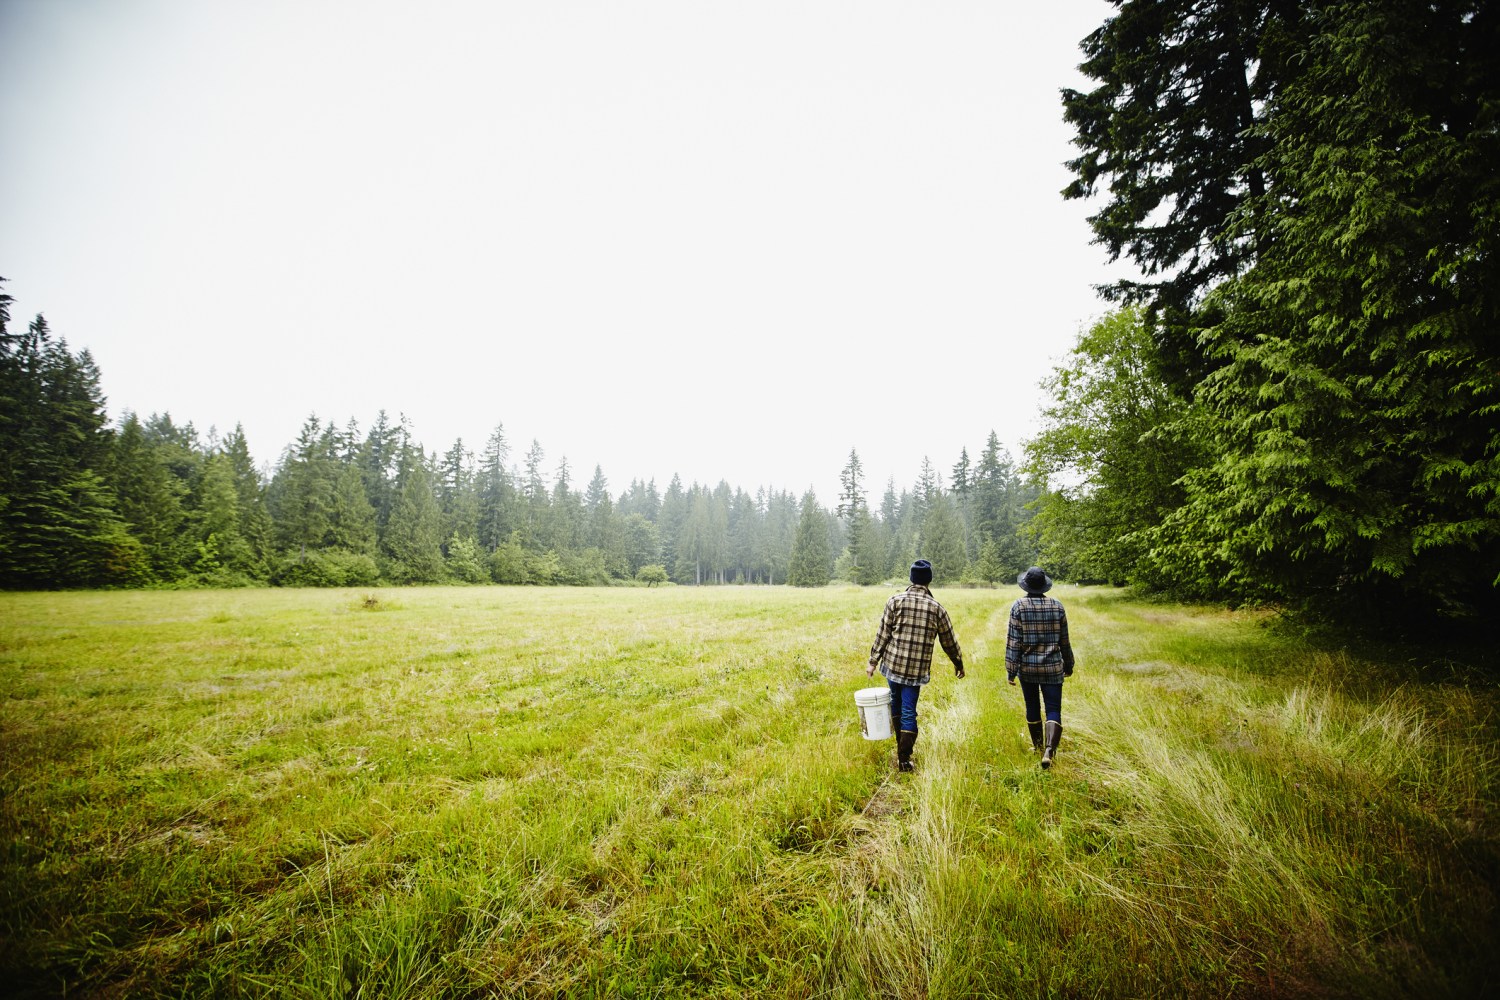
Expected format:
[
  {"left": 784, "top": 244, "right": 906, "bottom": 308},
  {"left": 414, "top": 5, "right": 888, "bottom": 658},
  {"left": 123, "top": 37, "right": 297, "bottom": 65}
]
[
  {"left": 0, "top": 309, "right": 143, "bottom": 587},
  {"left": 657, "top": 474, "right": 688, "bottom": 575},
  {"left": 328, "top": 460, "right": 378, "bottom": 555},
  {"left": 917, "top": 491, "right": 967, "bottom": 584},
  {"left": 836, "top": 449, "right": 877, "bottom": 583},
  {"left": 272, "top": 415, "right": 337, "bottom": 562},
  {"left": 191, "top": 451, "right": 256, "bottom": 582},
  {"left": 357, "top": 411, "right": 399, "bottom": 540},
  {"left": 788, "top": 490, "right": 832, "bottom": 587},
  {"left": 1062, "top": 0, "right": 1303, "bottom": 380},
  {"left": 383, "top": 443, "right": 445, "bottom": 582},
  {"left": 1060, "top": 0, "right": 1500, "bottom": 622},
  {"left": 222, "top": 425, "right": 272, "bottom": 579},
  {"left": 951, "top": 447, "right": 974, "bottom": 559},
  {"left": 521, "top": 439, "right": 548, "bottom": 548},
  {"left": 476, "top": 423, "right": 514, "bottom": 552},
  {"left": 437, "top": 439, "right": 479, "bottom": 549},
  {"left": 110, "top": 412, "right": 188, "bottom": 581}
]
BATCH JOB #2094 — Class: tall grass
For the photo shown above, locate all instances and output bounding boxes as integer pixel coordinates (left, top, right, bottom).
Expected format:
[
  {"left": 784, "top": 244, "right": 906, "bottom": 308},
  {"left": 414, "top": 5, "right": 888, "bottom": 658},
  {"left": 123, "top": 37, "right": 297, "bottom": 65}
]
[{"left": 1, "top": 586, "right": 1495, "bottom": 998}]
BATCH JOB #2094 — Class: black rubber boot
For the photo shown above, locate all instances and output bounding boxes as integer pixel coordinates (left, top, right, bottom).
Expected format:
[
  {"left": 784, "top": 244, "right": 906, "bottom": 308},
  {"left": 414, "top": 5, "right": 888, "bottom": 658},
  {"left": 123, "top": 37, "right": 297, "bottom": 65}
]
[
  {"left": 897, "top": 730, "right": 917, "bottom": 772},
  {"left": 1027, "top": 718, "right": 1044, "bottom": 752},
  {"left": 1041, "top": 721, "right": 1062, "bottom": 770}
]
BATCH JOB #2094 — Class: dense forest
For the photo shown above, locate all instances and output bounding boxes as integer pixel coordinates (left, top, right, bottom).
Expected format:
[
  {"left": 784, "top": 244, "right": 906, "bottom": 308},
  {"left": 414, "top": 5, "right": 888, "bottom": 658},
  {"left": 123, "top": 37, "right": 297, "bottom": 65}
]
[
  {"left": 1023, "top": 0, "right": 1498, "bottom": 628},
  {"left": 0, "top": 286, "right": 1039, "bottom": 591}
]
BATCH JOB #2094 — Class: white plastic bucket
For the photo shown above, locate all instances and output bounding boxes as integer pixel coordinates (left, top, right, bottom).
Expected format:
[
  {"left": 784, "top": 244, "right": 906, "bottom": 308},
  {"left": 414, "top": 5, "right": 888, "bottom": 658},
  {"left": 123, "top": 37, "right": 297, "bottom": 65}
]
[{"left": 855, "top": 686, "right": 893, "bottom": 741}]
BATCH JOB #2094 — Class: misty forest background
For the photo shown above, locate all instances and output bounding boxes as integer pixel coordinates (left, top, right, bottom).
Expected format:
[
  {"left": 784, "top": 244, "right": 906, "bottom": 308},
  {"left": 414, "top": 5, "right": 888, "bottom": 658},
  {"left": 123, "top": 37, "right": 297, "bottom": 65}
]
[{"left": 2, "top": 0, "right": 1497, "bottom": 633}]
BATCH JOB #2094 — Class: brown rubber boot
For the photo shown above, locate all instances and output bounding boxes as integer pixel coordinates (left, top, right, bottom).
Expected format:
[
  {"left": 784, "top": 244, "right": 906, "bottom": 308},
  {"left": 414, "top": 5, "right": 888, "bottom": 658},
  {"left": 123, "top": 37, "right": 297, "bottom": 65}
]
[
  {"left": 896, "top": 730, "right": 917, "bottom": 772},
  {"left": 1040, "top": 721, "right": 1061, "bottom": 770},
  {"left": 1027, "top": 718, "right": 1044, "bottom": 752}
]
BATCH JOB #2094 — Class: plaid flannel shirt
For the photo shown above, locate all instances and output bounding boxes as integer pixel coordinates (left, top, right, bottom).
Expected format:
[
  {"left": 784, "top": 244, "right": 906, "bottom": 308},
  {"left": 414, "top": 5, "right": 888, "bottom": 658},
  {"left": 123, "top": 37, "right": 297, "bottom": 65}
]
[
  {"left": 869, "top": 585, "right": 963, "bottom": 686},
  {"left": 1005, "top": 594, "right": 1074, "bottom": 684}
]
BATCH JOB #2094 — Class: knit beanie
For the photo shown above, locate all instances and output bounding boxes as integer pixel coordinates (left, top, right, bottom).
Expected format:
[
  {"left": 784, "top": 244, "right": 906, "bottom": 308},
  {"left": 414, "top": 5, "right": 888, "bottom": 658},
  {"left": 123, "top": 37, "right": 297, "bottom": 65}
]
[{"left": 910, "top": 559, "right": 933, "bottom": 586}]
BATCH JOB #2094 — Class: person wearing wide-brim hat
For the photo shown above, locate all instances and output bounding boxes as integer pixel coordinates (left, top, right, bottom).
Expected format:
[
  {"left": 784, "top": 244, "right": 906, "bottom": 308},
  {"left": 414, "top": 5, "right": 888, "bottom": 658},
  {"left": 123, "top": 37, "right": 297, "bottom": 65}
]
[
  {"left": 1005, "top": 566, "right": 1075, "bottom": 769},
  {"left": 866, "top": 559, "right": 965, "bottom": 772}
]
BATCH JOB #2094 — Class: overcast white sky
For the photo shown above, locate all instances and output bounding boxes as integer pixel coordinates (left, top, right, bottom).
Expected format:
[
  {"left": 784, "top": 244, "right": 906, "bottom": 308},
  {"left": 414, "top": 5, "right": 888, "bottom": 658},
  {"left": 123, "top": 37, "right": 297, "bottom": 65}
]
[{"left": 1, "top": 0, "right": 1130, "bottom": 504}]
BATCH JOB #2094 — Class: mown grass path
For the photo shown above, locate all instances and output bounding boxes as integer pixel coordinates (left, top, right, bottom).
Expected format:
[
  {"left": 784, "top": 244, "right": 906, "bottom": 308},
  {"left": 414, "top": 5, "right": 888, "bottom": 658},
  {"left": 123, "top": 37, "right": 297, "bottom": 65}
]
[{"left": 2, "top": 586, "right": 1495, "bottom": 998}]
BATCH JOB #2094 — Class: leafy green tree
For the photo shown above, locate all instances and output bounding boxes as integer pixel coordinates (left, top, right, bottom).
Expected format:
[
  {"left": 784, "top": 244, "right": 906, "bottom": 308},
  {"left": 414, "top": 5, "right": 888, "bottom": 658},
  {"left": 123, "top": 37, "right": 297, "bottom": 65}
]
[
  {"left": 788, "top": 490, "right": 832, "bottom": 587},
  {"left": 1025, "top": 309, "right": 1205, "bottom": 587},
  {"left": 636, "top": 563, "right": 668, "bottom": 587},
  {"left": 622, "top": 512, "right": 660, "bottom": 576},
  {"left": 445, "top": 533, "right": 488, "bottom": 583},
  {"left": 489, "top": 532, "right": 529, "bottom": 584}
]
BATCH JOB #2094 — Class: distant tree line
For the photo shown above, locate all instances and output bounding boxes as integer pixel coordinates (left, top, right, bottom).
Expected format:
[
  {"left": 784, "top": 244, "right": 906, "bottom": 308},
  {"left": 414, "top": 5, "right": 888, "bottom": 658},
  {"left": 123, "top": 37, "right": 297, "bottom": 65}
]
[
  {"left": 1030, "top": 0, "right": 1499, "bottom": 626},
  {"left": 0, "top": 283, "right": 1040, "bottom": 589}
]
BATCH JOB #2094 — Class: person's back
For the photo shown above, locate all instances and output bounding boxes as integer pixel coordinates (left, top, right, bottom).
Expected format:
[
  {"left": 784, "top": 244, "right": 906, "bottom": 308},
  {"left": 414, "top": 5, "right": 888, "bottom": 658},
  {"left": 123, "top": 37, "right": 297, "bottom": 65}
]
[
  {"left": 1007, "top": 592, "right": 1071, "bottom": 683},
  {"left": 867, "top": 560, "right": 964, "bottom": 771},
  {"left": 1005, "top": 567, "right": 1074, "bottom": 769}
]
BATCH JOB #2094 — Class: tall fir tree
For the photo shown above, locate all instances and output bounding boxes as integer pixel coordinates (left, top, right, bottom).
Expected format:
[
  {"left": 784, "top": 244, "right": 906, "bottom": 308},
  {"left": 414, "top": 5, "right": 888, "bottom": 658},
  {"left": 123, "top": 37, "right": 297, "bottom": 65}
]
[{"left": 788, "top": 490, "right": 832, "bottom": 587}]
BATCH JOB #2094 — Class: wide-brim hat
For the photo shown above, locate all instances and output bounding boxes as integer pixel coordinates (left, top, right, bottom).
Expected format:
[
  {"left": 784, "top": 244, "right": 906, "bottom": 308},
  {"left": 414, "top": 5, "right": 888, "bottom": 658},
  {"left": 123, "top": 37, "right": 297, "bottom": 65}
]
[{"left": 1018, "top": 566, "right": 1053, "bottom": 594}]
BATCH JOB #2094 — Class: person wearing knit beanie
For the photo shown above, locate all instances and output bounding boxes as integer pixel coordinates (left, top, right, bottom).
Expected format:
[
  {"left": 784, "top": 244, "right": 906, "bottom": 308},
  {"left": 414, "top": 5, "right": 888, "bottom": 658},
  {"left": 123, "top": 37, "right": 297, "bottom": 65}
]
[{"left": 865, "top": 560, "right": 964, "bottom": 772}]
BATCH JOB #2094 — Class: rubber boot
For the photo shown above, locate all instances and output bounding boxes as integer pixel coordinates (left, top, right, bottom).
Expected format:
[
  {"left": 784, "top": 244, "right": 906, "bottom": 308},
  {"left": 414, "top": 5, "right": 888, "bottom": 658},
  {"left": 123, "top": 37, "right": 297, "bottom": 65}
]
[
  {"left": 1027, "top": 718, "right": 1044, "bottom": 752},
  {"left": 897, "top": 730, "right": 917, "bottom": 772},
  {"left": 1040, "top": 721, "right": 1062, "bottom": 770},
  {"left": 890, "top": 702, "right": 901, "bottom": 743}
]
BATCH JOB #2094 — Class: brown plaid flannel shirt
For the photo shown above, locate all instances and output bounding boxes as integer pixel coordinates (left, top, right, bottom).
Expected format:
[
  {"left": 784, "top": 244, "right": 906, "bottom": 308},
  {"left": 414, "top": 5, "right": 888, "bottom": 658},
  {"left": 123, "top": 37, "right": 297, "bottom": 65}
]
[{"left": 868, "top": 584, "right": 963, "bottom": 686}]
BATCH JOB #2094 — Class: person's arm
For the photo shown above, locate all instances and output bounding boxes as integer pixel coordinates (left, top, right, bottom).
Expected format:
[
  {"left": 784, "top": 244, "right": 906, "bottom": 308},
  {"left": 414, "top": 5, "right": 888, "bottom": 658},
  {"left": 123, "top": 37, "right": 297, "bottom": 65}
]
[
  {"left": 867, "top": 601, "right": 894, "bottom": 677},
  {"left": 936, "top": 607, "right": 964, "bottom": 678},
  {"left": 1060, "top": 606, "right": 1074, "bottom": 676},
  {"left": 1005, "top": 603, "right": 1021, "bottom": 684}
]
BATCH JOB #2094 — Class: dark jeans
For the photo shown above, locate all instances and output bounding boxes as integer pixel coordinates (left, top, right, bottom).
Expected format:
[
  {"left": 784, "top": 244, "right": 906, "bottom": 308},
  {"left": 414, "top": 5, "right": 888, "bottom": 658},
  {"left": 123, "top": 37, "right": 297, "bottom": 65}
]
[
  {"left": 887, "top": 679, "right": 921, "bottom": 732},
  {"left": 1020, "top": 680, "right": 1063, "bottom": 724}
]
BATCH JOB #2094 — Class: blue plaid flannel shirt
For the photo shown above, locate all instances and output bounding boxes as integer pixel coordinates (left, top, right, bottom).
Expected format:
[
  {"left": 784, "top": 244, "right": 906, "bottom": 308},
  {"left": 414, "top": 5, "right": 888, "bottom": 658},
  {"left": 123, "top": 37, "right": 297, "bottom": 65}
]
[{"left": 1005, "top": 594, "right": 1074, "bottom": 684}]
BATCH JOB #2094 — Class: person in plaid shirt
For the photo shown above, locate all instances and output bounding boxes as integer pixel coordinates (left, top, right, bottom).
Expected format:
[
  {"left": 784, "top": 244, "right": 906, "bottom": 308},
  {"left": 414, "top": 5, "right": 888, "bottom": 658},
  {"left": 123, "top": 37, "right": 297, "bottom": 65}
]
[
  {"left": 866, "top": 559, "right": 965, "bottom": 772},
  {"left": 1006, "top": 566, "right": 1075, "bottom": 769}
]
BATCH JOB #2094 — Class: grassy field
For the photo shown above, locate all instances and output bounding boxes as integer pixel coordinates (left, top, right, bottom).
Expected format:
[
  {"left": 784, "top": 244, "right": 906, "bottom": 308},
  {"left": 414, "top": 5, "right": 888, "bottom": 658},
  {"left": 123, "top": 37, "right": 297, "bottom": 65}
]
[{"left": 1, "top": 585, "right": 1496, "bottom": 999}]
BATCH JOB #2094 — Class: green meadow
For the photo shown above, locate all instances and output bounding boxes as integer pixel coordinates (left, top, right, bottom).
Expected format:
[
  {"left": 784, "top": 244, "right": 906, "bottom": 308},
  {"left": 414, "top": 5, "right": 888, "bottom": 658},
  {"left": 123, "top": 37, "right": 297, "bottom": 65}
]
[{"left": 1, "top": 586, "right": 1495, "bottom": 998}]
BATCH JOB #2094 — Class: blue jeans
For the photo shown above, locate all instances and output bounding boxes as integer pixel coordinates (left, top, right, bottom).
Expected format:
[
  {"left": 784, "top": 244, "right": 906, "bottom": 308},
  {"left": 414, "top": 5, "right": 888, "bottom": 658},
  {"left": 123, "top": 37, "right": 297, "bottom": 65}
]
[
  {"left": 1020, "top": 681, "right": 1062, "bottom": 724},
  {"left": 887, "top": 679, "right": 921, "bottom": 732}
]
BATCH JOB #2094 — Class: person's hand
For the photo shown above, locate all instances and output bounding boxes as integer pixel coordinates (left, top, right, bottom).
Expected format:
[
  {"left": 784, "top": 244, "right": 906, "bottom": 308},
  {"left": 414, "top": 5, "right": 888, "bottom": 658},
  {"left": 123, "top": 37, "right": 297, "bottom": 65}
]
[
  {"left": 866, "top": 662, "right": 877, "bottom": 677},
  {"left": 1007, "top": 675, "right": 1017, "bottom": 686},
  {"left": 955, "top": 664, "right": 965, "bottom": 680}
]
